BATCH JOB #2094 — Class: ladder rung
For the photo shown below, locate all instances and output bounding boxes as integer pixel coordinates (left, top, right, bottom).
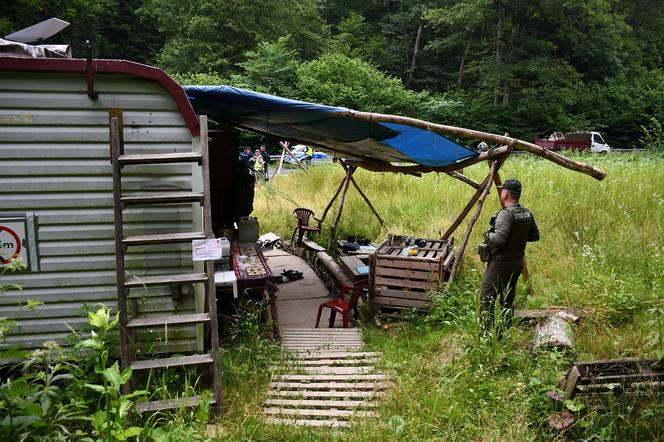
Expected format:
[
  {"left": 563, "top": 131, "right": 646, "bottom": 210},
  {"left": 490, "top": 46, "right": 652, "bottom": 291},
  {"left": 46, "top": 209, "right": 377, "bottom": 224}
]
[
  {"left": 136, "top": 395, "right": 215, "bottom": 412},
  {"left": 121, "top": 192, "right": 204, "bottom": 205},
  {"left": 127, "top": 313, "right": 210, "bottom": 328},
  {"left": 118, "top": 152, "right": 202, "bottom": 166},
  {"left": 132, "top": 353, "right": 213, "bottom": 371},
  {"left": 125, "top": 272, "right": 209, "bottom": 288},
  {"left": 123, "top": 231, "right": 206, "bottom": 246}
]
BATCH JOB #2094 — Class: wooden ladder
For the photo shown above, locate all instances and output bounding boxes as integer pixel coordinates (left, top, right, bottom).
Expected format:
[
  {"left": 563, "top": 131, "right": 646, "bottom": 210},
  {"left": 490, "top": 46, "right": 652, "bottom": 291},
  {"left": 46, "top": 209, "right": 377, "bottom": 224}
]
[{"left": 109, "top": 109, "right": 222, "bottom": 416}]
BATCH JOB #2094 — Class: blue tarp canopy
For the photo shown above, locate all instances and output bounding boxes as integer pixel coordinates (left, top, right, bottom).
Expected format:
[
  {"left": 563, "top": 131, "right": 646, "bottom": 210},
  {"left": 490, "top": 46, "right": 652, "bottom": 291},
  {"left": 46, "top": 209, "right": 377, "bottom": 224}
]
[{"left": 184, "top": 85, "right": 478, "bottom": 168}]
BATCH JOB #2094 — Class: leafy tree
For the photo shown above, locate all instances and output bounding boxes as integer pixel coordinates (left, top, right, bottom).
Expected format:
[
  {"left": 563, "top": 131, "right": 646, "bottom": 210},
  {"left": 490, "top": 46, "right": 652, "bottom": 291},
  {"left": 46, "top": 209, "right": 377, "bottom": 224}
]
[
  {"left": 295, "top": 51, "right": 427, "bottom": 116},
  {"left": 144, "top": 0, "right": 328, "bottom": 75},
  {"left": 232, "top": 35, "right": 301, "bottom": 96}
]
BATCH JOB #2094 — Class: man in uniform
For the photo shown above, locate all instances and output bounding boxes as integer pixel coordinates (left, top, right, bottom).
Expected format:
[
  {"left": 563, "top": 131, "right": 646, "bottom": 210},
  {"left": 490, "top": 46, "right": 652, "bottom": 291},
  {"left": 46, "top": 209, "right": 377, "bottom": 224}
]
[
  {"left": 480, "top": 178, "right": 539, "bottom": 333},
  {"left": 260, "top": 145, "right": 270, "bottom": 181}
]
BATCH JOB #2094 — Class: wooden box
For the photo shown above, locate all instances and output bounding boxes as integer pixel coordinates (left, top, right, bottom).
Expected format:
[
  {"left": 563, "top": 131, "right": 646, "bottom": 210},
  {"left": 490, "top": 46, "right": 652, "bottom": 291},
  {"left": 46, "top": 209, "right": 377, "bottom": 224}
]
[{"left": 370, "top": 235, "right": 456, "bottom": 311}]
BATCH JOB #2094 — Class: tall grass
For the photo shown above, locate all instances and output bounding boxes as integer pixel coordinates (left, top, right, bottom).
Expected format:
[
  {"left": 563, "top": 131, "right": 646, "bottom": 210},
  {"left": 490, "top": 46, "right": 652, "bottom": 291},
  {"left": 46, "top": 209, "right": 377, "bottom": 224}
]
[{"left": 213, "top": 153, "right": 664, "bottom": 441}]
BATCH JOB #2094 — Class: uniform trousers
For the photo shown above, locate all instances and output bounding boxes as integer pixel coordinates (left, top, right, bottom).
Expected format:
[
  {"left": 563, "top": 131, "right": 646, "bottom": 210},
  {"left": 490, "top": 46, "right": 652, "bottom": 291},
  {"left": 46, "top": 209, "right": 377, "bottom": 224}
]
[{"left": 479, "top": 257, "right": 523, "bottom": 331}]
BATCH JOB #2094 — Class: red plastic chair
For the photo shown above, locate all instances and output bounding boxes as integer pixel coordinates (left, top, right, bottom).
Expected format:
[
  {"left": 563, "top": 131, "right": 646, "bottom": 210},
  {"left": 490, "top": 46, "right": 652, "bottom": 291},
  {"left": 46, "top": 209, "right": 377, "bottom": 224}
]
[
  {"left": 315, "top": 280, "right": 367, "bottom": 328},
  {"left": 291, "top": 208, "right": 321, "bottom": 247}
]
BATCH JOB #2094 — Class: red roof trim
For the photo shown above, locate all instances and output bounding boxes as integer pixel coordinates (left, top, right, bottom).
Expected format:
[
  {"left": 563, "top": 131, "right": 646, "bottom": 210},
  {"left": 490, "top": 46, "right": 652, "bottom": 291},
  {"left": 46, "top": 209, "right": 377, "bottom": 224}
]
[{"left": 0, "top": 57, "right": 200, "bottom": 137}]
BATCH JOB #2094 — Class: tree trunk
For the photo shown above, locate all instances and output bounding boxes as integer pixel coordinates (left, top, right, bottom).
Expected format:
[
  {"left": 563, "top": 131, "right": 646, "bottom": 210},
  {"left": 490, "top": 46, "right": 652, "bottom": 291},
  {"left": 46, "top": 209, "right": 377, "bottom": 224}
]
[
  {"left": 406, "top": 1, "right": 428, "bottom": 87},
  {"left": 494, "top": 1, "right": 505, "bottom": 106},
  {"left": 457, "top": 38, "right": 471, "bottom": 86}
]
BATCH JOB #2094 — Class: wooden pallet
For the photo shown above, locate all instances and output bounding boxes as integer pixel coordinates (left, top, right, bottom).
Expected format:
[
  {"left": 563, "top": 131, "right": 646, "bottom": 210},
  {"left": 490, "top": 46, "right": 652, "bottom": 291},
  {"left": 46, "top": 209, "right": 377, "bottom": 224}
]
[
  {"left": 561, "top": 358, "right": 664, "bottom": 398},
  {"left": 264, "top": 328, "right": 388, "bottom": 428},
  {"left": 371, "top": 236, "right": 455, "bottom": 311}
]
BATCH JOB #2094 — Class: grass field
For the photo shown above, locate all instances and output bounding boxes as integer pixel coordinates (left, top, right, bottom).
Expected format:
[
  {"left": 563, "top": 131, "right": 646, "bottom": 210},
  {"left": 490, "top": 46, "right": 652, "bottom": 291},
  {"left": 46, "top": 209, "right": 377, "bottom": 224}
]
[{"left": 215, "top": 152, "right": 664, "bottom": 441}]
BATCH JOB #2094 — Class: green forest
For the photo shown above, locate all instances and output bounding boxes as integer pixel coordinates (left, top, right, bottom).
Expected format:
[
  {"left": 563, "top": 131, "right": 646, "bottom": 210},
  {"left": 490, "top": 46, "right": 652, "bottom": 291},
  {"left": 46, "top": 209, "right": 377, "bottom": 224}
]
[{"left": 3, "top": 0, "right": 664, "bottom": 148}]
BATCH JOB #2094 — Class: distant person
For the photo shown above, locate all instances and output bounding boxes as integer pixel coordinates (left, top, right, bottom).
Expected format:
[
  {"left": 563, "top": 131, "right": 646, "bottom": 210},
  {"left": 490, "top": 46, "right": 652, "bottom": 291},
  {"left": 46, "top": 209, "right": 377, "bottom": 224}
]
[
  {"left": 479, "top": 179, "right": 539, "bottom": 334},
  {"left": 240, "top": 147, "right": 252, "bottom": 168},
  {"left": 253, "top": 149, "right": 265, "bottom": 181},
  {"left": 260, "top": 145, "right": 270, "bottom": 181},
  {"left": 477, "top": 141, "right": 488, "bottom": 152}
]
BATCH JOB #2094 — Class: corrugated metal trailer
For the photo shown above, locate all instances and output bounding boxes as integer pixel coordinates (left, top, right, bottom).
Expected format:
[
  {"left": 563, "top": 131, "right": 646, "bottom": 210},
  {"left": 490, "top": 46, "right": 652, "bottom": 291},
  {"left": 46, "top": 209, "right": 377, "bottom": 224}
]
[{"left": 0, "top": 57, "right": 205, "bottom": 353}]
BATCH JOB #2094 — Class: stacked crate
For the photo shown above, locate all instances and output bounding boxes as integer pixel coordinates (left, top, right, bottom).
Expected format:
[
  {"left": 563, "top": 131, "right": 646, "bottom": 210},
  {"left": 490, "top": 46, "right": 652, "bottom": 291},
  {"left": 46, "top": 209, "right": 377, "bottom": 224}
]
[{"left": 369, "top": 236, "right": 456, "bottom": 312}]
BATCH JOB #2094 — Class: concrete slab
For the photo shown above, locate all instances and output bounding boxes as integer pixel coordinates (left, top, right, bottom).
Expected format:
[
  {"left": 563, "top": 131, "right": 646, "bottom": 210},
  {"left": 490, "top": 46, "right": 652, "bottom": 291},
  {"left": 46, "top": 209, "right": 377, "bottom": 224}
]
[{"left": 263, "top": 248, "right": 344, "bottom": 328}]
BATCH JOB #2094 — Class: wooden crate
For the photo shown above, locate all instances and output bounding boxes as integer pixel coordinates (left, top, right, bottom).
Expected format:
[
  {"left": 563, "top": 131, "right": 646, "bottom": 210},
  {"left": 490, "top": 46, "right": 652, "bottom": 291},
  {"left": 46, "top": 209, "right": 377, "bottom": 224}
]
[
  {"left": 370, "top": 235, "right": 455, "bottom": 311},
  {"left": 561, "top": 358, "right": 664, "bottom": 399}
]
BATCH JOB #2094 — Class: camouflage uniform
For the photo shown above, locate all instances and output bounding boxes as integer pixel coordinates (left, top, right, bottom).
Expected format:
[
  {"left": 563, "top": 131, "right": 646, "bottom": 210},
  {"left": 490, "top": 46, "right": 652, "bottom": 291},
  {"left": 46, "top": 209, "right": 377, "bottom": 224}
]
[{"left": 480, "top": 203, "right": 539, "bottom": 330}]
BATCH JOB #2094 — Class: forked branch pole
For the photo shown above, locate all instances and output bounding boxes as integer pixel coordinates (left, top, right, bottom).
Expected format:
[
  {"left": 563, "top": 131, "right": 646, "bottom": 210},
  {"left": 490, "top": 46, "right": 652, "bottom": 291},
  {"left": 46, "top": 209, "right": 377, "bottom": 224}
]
[
  {"left": 327, "top": 166, "right": 355, "bottom": 250},
  {"left": 446, "top": 160, "right": 498, "bottom": 287}
]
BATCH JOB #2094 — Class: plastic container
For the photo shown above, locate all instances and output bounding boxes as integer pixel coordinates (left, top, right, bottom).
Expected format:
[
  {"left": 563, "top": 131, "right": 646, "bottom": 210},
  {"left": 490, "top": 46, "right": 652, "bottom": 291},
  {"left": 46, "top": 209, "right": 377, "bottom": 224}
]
[
  {"left": 219, "top": 237, "right": 230, "bottom": 257},
  {"left": 238, "top": 216, "right": 259, "bottom": 242}
]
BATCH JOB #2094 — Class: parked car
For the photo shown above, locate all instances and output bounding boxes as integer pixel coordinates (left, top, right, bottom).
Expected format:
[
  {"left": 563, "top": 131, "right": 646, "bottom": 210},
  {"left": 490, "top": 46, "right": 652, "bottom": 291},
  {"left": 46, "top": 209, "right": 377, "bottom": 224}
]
[{"left": 284, "top": 145, "right": 334, "bottom": 166}]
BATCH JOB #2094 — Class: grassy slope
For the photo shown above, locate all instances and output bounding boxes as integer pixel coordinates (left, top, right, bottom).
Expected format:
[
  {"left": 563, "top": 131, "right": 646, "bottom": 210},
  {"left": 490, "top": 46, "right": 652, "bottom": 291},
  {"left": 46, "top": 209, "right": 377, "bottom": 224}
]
[{"left": 215, "top": 153, "right": 664, "bottom": 441}]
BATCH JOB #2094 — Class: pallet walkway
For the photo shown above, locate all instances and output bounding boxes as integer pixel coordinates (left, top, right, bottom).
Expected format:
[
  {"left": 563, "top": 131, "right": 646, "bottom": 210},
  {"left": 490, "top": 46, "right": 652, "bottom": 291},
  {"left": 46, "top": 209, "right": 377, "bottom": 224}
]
[{"left": 263, "top": 328, "right": 387, "bottom": 428}]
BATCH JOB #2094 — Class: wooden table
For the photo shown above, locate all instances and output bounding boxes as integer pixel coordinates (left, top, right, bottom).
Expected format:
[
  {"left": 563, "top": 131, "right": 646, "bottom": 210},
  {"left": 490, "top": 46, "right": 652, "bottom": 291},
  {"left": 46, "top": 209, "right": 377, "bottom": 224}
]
[
  {"left": 231, "top": 242, "right": 280, "bottom": 339},
  {"left": 338, "top": 255, "right": 369, "bottom": 282}
]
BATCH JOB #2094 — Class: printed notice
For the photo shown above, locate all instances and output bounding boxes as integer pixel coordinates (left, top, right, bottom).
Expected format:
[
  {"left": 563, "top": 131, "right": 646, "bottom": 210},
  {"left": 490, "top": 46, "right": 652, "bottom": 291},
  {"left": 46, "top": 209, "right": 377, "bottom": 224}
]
[{"left": 192, "top": 239, "right": 222, "bottom": 261}]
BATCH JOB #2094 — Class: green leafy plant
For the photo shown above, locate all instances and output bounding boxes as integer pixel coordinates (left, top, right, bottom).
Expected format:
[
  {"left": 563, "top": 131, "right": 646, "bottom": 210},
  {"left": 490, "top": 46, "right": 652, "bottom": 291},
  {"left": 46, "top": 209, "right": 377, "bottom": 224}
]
[{"left": 77, "top": 307, "right": 146, "bottom": 441}]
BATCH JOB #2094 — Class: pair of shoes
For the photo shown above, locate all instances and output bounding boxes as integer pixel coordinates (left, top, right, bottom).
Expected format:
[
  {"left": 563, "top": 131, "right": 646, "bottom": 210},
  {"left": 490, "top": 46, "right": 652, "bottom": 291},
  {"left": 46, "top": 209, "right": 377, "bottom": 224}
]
[{"left": 282, "top": 269, "right": 303, "bottom": 281}]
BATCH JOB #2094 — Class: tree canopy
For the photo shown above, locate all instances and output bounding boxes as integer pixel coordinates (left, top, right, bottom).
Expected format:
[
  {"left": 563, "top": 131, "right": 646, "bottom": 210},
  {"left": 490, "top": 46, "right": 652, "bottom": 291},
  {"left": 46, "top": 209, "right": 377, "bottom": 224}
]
[{"left": 3, "top": 0, "right": 664, "bottom": 148}]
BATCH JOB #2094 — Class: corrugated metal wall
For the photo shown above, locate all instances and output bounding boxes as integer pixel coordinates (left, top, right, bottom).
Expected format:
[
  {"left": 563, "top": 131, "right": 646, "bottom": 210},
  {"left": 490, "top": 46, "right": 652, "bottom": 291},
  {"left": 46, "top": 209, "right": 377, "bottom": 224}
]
[{"left": 0, "top": 71, "right": 200, "bottom": 352}]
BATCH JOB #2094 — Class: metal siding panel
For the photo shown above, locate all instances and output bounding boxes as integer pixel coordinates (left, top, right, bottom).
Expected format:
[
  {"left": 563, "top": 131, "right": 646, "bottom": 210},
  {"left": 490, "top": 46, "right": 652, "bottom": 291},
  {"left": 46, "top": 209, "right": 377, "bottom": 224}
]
[
  {"left": 0, "top": 143, "right": 196, "bottom": 159},
  {"left": 0, "top": 70, "right": 199, "bottom": 352}
]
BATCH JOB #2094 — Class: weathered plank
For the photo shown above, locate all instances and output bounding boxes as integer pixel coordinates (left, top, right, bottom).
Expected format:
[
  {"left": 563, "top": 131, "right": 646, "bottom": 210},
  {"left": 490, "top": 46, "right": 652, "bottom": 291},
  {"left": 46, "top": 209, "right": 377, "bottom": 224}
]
[
  {"left": 267, "top": 390, "right": 385, "bottom": 398},
  {"left": 264, "top": 418, "right": 351, "bottom": 428},
  {"left": 263, "top": 408, "right": 376, "bottom": 418},
  {"left": 264, "top": 399, "right": 377, "bottom": 408},
  {"left": 269, "top": 382, "right": 387, "bottom": 390},
  {"left": 272, "top": 374, "right": 388, "bottom": 381}
]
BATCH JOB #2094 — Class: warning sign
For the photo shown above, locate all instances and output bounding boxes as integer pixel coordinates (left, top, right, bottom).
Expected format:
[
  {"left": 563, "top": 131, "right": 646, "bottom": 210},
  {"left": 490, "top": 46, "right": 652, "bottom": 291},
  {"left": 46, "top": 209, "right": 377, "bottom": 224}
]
[{"left": 0, "top": 218, "right": 28, "bottom": 268}]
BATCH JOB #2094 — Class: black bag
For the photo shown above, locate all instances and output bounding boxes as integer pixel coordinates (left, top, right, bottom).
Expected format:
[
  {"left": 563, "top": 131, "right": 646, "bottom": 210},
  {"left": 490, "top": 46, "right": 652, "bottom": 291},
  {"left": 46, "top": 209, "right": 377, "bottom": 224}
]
[{"left": 478, "top": 243, "right": 490, "bottom": 262}]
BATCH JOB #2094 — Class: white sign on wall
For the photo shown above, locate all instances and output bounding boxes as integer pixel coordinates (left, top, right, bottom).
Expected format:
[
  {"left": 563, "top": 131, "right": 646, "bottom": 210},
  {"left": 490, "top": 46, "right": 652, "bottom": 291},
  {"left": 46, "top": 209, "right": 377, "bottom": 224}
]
[{"left": 0, "top": 218, "right": 29, "bottom": 269}]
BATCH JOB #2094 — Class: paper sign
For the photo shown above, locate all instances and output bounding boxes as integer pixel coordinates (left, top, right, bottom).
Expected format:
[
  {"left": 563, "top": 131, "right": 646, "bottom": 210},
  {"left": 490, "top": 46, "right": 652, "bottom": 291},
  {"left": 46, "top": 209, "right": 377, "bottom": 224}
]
[
  {"left": 0, "top": 218, "right": 28, "bottom": 268},
  {"left": 192, "top": 239, "right": 222, "bottom": 261}
]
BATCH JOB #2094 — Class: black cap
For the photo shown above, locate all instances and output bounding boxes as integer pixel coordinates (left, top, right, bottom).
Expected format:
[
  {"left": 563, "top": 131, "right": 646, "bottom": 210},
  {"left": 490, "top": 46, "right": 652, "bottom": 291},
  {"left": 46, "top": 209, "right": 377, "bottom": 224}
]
[{"left": 502, "top": 179, "right": 522, "bottom": 196}]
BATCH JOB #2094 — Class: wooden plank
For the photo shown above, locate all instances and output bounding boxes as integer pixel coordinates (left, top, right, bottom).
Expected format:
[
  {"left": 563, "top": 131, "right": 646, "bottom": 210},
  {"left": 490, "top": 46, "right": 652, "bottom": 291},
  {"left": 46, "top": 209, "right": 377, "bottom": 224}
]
[
  {"left": 118, "top": 152, "right": 202, "bottom": 165},
  {"left": 264, "top": 408, "right": 376, "bottom": 418},
  {"left": 375, "top": 276, "right": 436, "bottom": 290},
  {"left": 127, "top": 313, "right": 210, "bottom": 328},
  {"left": 273, "top": 374, "right": 388, "bottom": 381},
  {"left": 290, "top": 358, "right": 379, "bottom": 366},
  {"left": 374, "top": 267, "right": 438, "bottom": 281},
  {"left": 281, "top": 328, "right": 362, "bottom": 332},
  {"left": 374, "top": 295, "right": 428, "bottom": 309},
  {"left": 267, "top": 390, "right": 385, "bottom": 399},
  {"left": 287, "top": 351, "right": 380, "bottom": 360},
  {"left": 563, "top": 366, "right": 582, "bottom": 398},
  {"left": 131, "top": 353, "right": 212, "bottom": 371},
  {"left": 272, "top": 373, "right": 390, "bottom": 384},
  {"left": 121, "top": 191, "right": 204, "bottom": 205},
  {"left": 269, "top": 382, "right": 386, "bottom": 390},
  {"left": 301, "top": 238, "right": 325, "bottom": 252},
  {"left": 264, "top": 399, "right": 378, "bottom": 408},
  {"left": 136, "top": 395, "right": 214, "bottom": 412},
  {"left": 125, "top": 272, "right": 208, "bottom": 288},
  {"left": 264, "top": 418, "right": 351, "bottom": 428},
  {"left": 295, "top": 367, "right": 374, "bottom": 375},
  {"left": 123, "top": 231, "right": 205, "bottom": 246},
  {"left": 376, "top": 288, "right": 431, "bottom": 301},
  {"left": 376, "top": 260, "right": 438, "bottom": 271}
]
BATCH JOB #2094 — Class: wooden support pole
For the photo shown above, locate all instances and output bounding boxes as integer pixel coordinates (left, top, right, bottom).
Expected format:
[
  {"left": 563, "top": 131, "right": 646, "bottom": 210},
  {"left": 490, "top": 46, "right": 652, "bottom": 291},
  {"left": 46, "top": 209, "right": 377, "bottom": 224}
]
[
  {"left": 279, "top": 141, "right": 308, "bottom": 173},
  {"left": 441, "top": 171, "right": 495, "bottom": 240},
  {"left": 339, "top": 159, "right": 385, "bottom": 227},
  {"left": 338, "top": 110, "right": 607, "bottom": 180},
  {"left": 272, "top": 146, "right": 287, "bottom": 179},
  {"left": 446, "top": 171, "right": 481, "bottom": 189},
  {"left": 320, "top": 175, "right": 347, "bottom": 224},
  {"left": 327, "top": 165, "right": 355, "bottom": 250},
  {"left": 446, "top": 160, "right": 498, "bottom": 288}
]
